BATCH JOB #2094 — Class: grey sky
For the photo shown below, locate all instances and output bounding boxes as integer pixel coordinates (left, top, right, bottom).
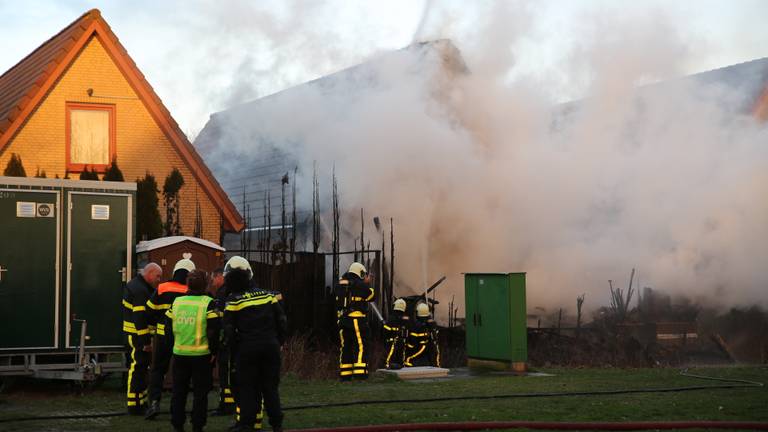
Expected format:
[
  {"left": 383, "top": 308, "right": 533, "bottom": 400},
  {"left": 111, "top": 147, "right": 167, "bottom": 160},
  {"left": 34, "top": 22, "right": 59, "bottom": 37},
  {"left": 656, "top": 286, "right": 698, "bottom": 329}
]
[{"left": 1, "top": 0, "right": 766, "bottom": 135}]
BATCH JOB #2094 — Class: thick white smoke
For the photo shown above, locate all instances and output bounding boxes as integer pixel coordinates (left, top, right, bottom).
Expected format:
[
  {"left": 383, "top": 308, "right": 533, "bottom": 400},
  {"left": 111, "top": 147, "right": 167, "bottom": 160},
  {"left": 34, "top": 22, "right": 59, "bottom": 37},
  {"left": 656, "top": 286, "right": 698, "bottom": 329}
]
[{"left": 203, "top": 2, "right": 768, "bottom": 318}]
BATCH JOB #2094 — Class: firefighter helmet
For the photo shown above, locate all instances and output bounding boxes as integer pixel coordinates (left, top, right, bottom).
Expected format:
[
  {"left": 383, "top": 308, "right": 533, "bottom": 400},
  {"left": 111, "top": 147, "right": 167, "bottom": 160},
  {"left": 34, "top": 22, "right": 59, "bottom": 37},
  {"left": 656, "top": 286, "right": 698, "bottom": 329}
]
[
  {"left": 173, "top": 258, "right": 196, "bottom": 274},
  {"left": 416, "top": 302, "right": 430, "bottom": 317},
  {"left": 348, "top": 262, "right": 367, "bottom": 278},
  {"left": 393, "top": 298, "right": 406, "bottom": 312},
  {"left": 224, "top": 256, "right": 253, "bottom": 280}
]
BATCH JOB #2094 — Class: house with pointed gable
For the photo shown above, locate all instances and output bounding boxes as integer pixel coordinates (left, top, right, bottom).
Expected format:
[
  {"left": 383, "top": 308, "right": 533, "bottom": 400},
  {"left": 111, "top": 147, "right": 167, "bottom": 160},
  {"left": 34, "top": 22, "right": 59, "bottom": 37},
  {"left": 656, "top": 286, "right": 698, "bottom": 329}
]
[{"left": 0, "top": 9, "right": 243, "bottom": 244}]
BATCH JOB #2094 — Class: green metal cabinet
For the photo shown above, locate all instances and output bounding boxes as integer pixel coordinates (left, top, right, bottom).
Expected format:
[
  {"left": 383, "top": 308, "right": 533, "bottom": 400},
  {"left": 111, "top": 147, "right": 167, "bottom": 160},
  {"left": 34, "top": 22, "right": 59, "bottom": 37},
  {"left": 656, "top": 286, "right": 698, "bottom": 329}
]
[
  {"left": 0, "top": 177, "right": 135, "bottom": 357},
  {"left": 465, "top": 273, "right": 527, "bottom": 367}
]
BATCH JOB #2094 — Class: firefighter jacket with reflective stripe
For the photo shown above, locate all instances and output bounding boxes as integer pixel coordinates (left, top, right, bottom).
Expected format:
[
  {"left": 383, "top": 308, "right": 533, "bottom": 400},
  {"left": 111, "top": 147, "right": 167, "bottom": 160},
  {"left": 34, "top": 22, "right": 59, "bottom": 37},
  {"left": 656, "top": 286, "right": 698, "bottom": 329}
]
[
  {"left": 383, "top": 311, "right": 409, "bottom": 340},
  {"left": 122, "top": 275, "right": 153, "bottom": 345},
  {"left": 166, "top": 295, "right": 220, "bottom": 356},
  {"left": 147, "top": 281, "right": 188, "bottom": 336},
  {"left": 335, "top": 272, "right": 375, "bottom": 318},
  {"left": 405, "top": 317, "right": 441, "bottom": 367},
  {"left": 224, "top": 289, "right": 287, "bottom": 349}
]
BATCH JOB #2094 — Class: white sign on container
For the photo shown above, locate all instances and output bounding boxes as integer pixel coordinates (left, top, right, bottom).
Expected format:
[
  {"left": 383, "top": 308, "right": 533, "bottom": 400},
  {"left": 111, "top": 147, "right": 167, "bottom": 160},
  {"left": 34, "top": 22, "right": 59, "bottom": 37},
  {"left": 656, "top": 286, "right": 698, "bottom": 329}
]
[
  {"left": 91, "top": 204, "right": 110, "bottom": 220},
  {"left": 16, "top": 201, "right": 36, "bottom": 218}
]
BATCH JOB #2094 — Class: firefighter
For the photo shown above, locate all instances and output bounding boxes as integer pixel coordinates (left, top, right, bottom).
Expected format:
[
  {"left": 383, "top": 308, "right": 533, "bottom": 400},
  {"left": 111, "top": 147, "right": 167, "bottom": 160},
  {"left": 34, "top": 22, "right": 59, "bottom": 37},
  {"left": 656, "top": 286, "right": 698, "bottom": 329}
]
[
  {"left": 224, "top": 256, "right": 287, "bottom": 432},
  {"left": 207, "top": 267, "right": 224, "bottom": 297},
  {"left": 145, "top": 258, "right": 195, "bottom": 420},
  {"left": 383, "top": 298, "right": 409, "bottom": 369},
  {"left": 335, "top": 262, "right": 375, "bottom": 380},
  {"left": 404, "top": 302, "right": 441, "bottom": 367},
  {"left": 166, "top": 270, "right": 220, "bottom": 432},
  {"left": 210, "top": 267, "right": 236, "bottom": 417},
  {"left": 123, "top": 262, "right": 162, "bottom": 415}
]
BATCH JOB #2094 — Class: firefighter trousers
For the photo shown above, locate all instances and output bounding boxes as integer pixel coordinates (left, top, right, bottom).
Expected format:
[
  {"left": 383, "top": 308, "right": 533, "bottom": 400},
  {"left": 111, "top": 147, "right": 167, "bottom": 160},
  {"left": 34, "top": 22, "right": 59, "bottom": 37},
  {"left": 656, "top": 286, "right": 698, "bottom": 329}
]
[
  {"left": 170, "top": 354, "right": 212, "bottom": 430},
  {"left": 384, "top": 336, "right": 405, "bottom": 369},
  {"left": 235, "top": 344, "right": 283, "bottom": 430},
  {"left": 148, "top": 334, "right": 173, "bottom": 403},
  {"left": 338, "top": 315, "right": 369, "bottom": 379},
  {"left": 126, "top": 335, "right": 150, "bottom": 410}
]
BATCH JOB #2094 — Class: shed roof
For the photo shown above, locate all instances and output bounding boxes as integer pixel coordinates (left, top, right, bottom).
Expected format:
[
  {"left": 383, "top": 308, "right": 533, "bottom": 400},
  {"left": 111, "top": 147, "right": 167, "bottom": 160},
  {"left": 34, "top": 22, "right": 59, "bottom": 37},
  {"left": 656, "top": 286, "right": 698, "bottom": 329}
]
[{"left": 136, "top": 235, "right": 225, "bottom": 253}]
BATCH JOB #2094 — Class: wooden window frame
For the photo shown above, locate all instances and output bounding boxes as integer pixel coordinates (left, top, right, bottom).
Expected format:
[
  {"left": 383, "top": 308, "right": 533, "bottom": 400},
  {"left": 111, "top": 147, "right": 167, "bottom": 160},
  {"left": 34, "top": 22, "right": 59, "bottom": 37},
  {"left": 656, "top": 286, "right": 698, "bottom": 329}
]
[{"left": 65, "top": 102, "right": 116, "bottom": 173}]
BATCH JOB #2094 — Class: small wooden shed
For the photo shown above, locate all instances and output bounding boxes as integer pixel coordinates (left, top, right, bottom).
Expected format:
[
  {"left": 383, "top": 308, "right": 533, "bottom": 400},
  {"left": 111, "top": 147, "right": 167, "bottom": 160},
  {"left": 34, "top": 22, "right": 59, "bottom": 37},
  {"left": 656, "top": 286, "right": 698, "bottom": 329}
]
[{"left": 136, "top": 236, "right": 225, "bottom": 280}]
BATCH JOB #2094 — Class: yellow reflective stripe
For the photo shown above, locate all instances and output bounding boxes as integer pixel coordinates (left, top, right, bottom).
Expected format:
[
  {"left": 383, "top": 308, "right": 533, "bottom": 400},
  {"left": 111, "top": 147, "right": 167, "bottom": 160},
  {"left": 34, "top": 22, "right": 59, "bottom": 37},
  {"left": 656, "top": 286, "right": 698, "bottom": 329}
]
[
  {"left": 126, "top": 336, "right": 135, "bottom": 401},
  {"left": 350, "top": 297, "right": 366, "bottom": 301},
  {"left": 224, "top": 397, "right": 235, "bottom": 403},
  {"left": 123, "top": 299, "right": 133, "bottom": 310},
  {"left": 127, "top": 401, "right": 137, "bottom": 406},
  {"left": 353, "top": 369, "right": 366, "bottom": 374},
  {"left": 348, "top": 311, "right": 365, "bottom": 317},
  {"left": 224, "top": 388, "right": 232, "bottom": 395},
  {"left": 147, "top": 301, "right": 170, "bottom": 310},
  {"left": 227, "top": 294, "right": 271, "bottom": 305},
  {"left": 353, "top": 319, "right": 364, "bottom": 365},
  {"left": 226, "top": 296, "right": 273, "bottom": 311},
  {"left": 165, "top": 309, "right": 174, "bottom": 319},
  {"left": 123, "top": 321, "right": 136, "bottom": 328},
  {"left": 206, "top": 311, "right": 220, "bottom": 319},
  {"left": 386, "top": 340, "right": 396, "bottom": 365},
  {"left": 176, "top": 344, "right": 209, "bottom": 352},
  {"left": 406, "top": 345, "right": 426, "bottom": 364},
  {"left": 410, "top": 332, "right": 428, "bottom": 337},
  {"left": 364, "top": 288, "right": 375, "bottom": 301},
  {"left": 196, "top": 300, "right": 205, "bottom": 346},
  {"left": 353, "top": 362, "right": 366, "bottom": 367},
  {"left": 124, "top": 325, "right": 148, "bottom": 335},
  {"left": 340, "top": 370, "right": 354, "bottom": 376},
  {"left": 339, "top": 363, "right": 353, "bottom": 368}
]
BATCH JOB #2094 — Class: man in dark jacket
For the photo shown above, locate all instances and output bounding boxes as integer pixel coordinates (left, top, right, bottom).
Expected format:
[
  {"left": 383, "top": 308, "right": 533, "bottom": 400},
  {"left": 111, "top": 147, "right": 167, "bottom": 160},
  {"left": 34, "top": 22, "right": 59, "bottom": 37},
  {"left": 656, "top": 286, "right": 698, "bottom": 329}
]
[
  {"left": 210, "top": 267, "right": 237, "bottom": 416},
  {"left": 145, "top": 258, "right": 195, "bottom": 420},
  {"left": 335, "top": 262, "right": 374, "bottom": 380},
  {"left": 122, "top": 262, "right": 162, "bottom": 414},
  {"left": 223, "top": 256, "right": 287, "bottom": 432}
]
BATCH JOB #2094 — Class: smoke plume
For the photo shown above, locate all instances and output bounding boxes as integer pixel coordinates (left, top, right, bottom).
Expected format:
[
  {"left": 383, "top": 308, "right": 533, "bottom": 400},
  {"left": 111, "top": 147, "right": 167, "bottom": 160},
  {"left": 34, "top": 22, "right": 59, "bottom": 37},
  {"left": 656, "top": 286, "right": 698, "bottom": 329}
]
[{"left": 199, "top": 2, "right": 768, "bottom": 318}]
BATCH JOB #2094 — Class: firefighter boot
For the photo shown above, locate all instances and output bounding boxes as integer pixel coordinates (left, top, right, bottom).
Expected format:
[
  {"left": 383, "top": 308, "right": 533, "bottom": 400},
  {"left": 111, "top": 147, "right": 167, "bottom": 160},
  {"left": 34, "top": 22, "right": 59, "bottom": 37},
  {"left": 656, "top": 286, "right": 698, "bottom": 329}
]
[{"left": 144, "top": 399, "right": 160, "bottom": 420}]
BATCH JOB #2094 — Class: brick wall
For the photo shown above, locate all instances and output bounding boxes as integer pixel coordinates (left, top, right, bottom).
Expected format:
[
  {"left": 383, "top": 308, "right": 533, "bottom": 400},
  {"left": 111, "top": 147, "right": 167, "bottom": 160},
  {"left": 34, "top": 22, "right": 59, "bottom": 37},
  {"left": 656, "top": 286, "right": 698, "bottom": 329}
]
[{"left": 0, "top": 36, "right": 222, "bottom": 244}]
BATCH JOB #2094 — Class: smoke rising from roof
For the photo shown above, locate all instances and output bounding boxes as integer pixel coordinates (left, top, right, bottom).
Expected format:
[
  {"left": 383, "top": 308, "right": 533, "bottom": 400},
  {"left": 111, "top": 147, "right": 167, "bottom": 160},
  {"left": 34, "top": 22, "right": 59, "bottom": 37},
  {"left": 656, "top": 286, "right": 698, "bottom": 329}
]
[{"left": 196, "top": 2, "right": 768, "bottom": 318}]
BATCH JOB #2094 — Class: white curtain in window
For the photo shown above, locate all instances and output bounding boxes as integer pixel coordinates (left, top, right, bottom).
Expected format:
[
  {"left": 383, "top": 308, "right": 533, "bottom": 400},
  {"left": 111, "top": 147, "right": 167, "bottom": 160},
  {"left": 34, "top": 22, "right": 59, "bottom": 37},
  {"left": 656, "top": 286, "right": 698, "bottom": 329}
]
[{"left": 70, "top": 109, "right": 109, "bottom": 165}]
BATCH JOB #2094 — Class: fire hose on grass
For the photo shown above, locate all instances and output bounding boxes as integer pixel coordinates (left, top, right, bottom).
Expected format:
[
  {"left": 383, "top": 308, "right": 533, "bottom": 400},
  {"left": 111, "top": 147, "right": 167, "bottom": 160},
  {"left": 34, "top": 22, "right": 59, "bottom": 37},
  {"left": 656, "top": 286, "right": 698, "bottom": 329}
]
[{"left": 0, "top": 369, "right": 764, "bottom": 430}]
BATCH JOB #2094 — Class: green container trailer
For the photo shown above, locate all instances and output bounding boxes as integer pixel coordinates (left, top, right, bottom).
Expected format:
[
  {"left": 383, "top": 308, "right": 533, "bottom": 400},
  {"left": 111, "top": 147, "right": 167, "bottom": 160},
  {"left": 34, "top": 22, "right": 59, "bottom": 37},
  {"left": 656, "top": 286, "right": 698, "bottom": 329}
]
[
  {"left": 465, "top": 273, "right": 527, "bottom": 371},
  {"left": 0, "top": 176, "right": 135, "bottom": 380}
]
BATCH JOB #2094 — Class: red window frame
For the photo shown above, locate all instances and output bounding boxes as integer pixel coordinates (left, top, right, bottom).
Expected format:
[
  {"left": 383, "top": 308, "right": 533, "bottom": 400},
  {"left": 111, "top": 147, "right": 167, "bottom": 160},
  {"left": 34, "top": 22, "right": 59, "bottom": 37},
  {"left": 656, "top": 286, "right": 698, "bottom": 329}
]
[{"left": 65, "top": 102, "right": 116, "bottom": 173}]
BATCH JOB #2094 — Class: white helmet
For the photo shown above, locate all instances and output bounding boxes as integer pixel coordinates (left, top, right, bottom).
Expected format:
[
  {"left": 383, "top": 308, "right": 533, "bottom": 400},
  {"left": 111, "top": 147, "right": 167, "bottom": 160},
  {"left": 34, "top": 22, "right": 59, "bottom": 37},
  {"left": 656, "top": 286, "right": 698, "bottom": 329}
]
[
  {"left": 224, "top": 256, "right": 253, "bottom": 280},
  {"left": 173, "top": 258, "right": 196, "bottom": 274},
  {"left": 348, "top": 262, "right": 367, "bottom": 278},
  {"left": 393, "top": 298, "right": 406, "bottom": 312},
  {"left": 416, "top": 302, "right": 430, "bottom": 318}
]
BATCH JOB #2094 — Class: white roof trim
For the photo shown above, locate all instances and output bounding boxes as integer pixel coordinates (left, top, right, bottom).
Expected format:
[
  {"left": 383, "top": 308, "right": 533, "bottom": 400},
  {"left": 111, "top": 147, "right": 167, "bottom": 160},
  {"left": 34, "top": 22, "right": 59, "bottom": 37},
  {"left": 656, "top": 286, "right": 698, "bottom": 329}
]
[
  {"left": 0, "top": 175, "right": 137, "bottom": 191},
  {"left": 136, "top": 235, "right": 225, "bottom": 253}
]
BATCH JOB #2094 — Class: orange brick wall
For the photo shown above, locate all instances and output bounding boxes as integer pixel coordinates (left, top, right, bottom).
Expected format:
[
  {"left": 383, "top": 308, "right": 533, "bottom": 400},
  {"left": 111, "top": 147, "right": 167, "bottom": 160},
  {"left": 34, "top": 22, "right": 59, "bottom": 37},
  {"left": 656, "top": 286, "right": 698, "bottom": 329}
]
[{"left": 0, "top": 36, "right": 222, "bottom": 244}]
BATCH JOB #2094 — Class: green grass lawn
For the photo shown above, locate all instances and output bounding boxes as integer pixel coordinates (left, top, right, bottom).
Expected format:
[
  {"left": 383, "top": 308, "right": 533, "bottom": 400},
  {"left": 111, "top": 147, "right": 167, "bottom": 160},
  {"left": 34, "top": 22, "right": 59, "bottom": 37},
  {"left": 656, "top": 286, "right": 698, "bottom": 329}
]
[{"left": 0, "top": 366, "right": 766, "bottom": 431}]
